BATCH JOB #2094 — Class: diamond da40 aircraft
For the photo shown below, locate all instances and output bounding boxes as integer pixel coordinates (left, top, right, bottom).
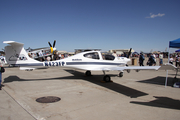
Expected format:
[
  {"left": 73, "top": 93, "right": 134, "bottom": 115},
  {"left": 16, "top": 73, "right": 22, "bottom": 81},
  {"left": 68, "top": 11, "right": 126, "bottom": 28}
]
[{"left": 3, "top": 41, "right": 176, "bottom": 82}]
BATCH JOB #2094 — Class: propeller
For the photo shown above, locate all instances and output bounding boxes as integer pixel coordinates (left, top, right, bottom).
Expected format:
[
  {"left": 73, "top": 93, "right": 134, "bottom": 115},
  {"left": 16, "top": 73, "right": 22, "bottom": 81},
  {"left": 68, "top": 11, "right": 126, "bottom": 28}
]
[
  {"left": 53, "top": 40, "right": 56, "bottom": 48},
  {"left": 48, "top": 40, "right": 56, "bottom": 53},
  {"left": 126, "top": 48, "right": 132, "bottom": 67},
  {"left": 127, "top": 48, "right": 132, "bottom": 58}
]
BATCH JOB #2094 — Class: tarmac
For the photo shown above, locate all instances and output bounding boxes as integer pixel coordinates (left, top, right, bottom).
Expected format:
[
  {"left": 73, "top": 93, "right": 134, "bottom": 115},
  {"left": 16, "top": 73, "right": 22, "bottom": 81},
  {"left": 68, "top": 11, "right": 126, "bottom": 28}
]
[{"left": 0, "top": 58, "right": 180, "bottom": 120}]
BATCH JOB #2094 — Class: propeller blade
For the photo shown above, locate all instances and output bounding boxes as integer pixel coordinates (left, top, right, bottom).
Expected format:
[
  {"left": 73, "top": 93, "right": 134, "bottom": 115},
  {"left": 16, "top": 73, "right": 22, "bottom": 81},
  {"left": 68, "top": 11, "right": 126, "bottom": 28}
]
[
  {"left": 127, "top": 48, "right": 132, "bottom": 58},
  {"left": 48, "top": 42, "right": 52, "bottom": 47},
  {"left": 50, "top": 47, "right": 53, "bottom": 53},
  {"left": 53, "top": 40, "right": 56, "bottom": 48}
]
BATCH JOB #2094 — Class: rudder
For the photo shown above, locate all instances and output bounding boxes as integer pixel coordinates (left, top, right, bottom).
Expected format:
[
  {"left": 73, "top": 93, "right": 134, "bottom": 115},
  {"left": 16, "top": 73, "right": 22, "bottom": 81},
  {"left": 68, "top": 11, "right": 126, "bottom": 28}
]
[{"left": 4, "top": 41, "right": 40, "bottom": 65}]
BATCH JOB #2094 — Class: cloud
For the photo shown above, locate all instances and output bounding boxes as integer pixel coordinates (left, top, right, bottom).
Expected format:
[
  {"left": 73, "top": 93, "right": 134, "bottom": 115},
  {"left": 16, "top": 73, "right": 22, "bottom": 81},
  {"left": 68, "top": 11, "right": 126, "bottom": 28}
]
[{"left": 146, "top": 13, "right": 165, "bottom": 18}]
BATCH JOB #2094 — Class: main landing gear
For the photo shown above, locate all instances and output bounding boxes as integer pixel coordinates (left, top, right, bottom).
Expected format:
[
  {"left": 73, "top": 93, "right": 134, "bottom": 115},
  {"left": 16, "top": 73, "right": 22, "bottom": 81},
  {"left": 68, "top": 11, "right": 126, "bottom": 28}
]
[
  {"left": 103, "top": 75, "right": 111, "bottom": 82},
  {"left": 85, "top": 70, "right": 124, "bottom": 83},
  {"left": 103, "top": 71, "right": 124, "bottom": 82},
  {"left": 119, "top": 72, "right": 123, "bottom": 77},
  {"left": 85, "top": 70, "right": 92, "bottom": 76},
  {"left": 102, "top": 71, "right": 113, "bottom": 82}
]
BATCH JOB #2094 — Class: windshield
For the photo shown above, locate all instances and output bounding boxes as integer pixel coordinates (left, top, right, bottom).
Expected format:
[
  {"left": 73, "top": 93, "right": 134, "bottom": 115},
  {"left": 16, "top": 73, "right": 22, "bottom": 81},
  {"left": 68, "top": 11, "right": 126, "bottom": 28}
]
[{"left": 83, "top": 52, "right": 100, "bottom": 60}]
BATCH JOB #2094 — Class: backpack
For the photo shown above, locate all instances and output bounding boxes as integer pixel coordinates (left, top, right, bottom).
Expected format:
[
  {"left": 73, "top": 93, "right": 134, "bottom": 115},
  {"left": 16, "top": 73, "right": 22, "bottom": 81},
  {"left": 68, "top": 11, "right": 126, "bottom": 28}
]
[{"left": 0, "top": 67, "right": 5, "bottom": 73}]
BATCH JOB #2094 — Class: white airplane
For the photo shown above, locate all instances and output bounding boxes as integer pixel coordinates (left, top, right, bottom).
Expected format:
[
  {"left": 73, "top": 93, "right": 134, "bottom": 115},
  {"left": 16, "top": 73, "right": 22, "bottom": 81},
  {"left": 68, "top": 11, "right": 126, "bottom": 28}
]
[{"left": 3, "top": 41, "right": 176, "bottom": 82}]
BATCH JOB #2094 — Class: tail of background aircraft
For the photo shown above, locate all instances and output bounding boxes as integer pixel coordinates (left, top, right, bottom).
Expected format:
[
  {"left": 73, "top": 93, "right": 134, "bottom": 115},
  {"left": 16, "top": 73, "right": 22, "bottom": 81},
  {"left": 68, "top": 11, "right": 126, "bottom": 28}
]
[{"left": 4, "top": 41, "right": 40, "bottom": 66}]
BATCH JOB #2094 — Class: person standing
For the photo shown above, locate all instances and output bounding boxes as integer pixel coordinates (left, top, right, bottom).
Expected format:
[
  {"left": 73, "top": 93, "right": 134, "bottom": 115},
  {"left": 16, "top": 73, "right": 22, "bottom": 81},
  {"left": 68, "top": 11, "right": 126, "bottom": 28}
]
[
  {"left": 159, "top": 53, "right": 163, "bottom": 65},
  {"left": 153, "top": 54, "right": 156, "bottom": 66},
  {"left": 169, "top": 56, "right": 174, "bottom": 65},
  {"left": 0, "top": 61, "right": 5, "bottom": 90},
  {"left": 175, "top": 54, "right": 179, "bottom": 67},
  {"left": 147, "top": 53, "right": 155, "bottom": 66},
  {"left": 58, "top": 53, "right": 61, "bottom": 59},
  {"left": 139, "top": 52, "right": 145, "bottom": 66},
  {"left": 112, "top": 51, "right": 117, "bottom": 57}
]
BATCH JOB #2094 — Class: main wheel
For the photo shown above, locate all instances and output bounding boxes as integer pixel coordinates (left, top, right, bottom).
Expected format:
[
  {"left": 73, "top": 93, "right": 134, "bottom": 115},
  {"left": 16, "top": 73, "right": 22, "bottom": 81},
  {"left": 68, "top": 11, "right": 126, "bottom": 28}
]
[
  {"left": 119, "top": 72, "right": 123, "bottom": 77},
  {"left": 103, "top": 75, "right": 111, "bottom": 82},
  {"left": 85, "top": 71, "right": 91, "bottom": 76}
]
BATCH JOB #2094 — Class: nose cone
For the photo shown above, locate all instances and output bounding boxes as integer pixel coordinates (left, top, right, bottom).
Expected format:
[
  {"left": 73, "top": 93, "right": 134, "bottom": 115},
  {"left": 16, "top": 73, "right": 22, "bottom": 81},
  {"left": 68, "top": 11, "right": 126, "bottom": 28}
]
[
  {"left": 50, "top": 47, "right": 57, "bottom": 53},
  {"left": 53, "top": 48, "right": 56, "bottom": 51}
]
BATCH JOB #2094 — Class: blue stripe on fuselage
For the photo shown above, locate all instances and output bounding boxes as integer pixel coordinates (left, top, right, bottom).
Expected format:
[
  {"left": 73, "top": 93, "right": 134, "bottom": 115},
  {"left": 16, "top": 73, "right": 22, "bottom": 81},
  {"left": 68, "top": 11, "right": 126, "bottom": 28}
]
[
  {"left": 12, "top": 63, "right": 44, "bottom": 67},
  {"left": 66, "top": 62, "right": 124, "bottom": 66},
  {"left": 13, "top": 62, "right": 124, "bottom": 67}
]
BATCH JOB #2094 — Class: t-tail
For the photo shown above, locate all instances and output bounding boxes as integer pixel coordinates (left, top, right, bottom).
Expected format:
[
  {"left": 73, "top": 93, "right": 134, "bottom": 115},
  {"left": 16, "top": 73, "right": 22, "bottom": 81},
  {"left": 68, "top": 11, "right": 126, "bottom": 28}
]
[{"left": 3, "top": 41, "right": 44, "bottom": 70}]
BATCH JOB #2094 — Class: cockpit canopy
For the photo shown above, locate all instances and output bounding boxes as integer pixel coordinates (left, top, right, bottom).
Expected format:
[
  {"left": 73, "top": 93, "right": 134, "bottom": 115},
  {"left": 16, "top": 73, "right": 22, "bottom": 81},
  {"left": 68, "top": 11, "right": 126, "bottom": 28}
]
[
  {"left": 104, "top": 55, "right": 115, "bottom": 60},
  {"left": 83, "top": 52, "right": 100, "bottom": 59},
  {"left": 83, "top": 52, "right": 115, "bottom": 60}
]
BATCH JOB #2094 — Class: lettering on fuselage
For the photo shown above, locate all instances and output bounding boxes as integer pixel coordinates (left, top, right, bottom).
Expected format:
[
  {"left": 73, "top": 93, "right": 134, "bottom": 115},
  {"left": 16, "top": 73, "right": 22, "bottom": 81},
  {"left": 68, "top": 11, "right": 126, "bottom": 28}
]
[
  {"left": 72, "top": 59, "right": 82, "bottom": 61},
  {"left": 44, "top": 61, "right": 65, "bottom": 67}
]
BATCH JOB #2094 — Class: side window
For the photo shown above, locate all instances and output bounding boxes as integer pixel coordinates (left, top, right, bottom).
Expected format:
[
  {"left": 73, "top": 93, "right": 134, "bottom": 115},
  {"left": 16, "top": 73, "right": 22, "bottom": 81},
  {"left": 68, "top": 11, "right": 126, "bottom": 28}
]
[
  {"left": 104, "top": 55, "right": 115, "bottom": 60},
  {"left": 84, "top": 52, "right": 100, "bottom": 59}
]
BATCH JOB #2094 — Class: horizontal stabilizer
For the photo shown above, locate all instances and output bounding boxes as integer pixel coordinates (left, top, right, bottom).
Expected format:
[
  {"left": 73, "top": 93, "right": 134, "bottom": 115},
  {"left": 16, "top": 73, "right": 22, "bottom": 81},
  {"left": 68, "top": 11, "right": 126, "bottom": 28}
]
[
  {"left": 3, "top": 41, "right": 24, "bottom": 46},
  {"left": 20, "top": 67, "right": 36, "bottom": 71}
]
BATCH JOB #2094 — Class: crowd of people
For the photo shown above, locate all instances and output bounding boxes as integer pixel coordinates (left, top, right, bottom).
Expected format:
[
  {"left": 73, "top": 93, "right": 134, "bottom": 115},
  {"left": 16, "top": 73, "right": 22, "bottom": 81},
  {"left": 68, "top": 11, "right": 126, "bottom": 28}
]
[
  {"left": 138, "top": 52, "right": 180, "bottom": 67},
  {"left": 170, "top": 53, "right": 180, "bottom": 67},
  {"left": 111, "top": 51, "right": 165, "bottom": 66}
]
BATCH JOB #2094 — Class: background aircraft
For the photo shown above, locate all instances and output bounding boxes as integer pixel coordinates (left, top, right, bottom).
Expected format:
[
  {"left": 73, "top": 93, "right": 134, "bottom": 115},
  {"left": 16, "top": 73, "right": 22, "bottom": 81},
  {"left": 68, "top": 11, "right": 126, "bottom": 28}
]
[{"left": 27, "top": 40, "right": 57, "bottom": 61}]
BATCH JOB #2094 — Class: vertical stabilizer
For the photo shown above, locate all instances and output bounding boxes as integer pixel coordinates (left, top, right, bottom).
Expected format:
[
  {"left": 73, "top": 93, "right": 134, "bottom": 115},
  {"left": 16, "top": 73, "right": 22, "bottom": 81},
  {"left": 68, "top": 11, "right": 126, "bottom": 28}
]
[{"left": 3, "top": 41, "right": 40, "bottom": 65}]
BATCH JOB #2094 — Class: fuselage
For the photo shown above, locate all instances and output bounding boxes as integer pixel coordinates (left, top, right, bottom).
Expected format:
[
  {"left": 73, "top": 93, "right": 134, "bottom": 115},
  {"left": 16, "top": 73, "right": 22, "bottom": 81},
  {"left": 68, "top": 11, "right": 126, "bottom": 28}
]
[{"left": 42, "top": 51, "right": 131, "bottom": 71}]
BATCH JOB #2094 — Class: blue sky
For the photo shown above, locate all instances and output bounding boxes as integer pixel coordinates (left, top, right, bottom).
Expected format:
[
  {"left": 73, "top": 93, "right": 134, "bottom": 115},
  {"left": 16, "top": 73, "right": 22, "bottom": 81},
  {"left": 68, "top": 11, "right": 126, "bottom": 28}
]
[{"left": 0, "top": 0, "right": 180, "bottom": 53}]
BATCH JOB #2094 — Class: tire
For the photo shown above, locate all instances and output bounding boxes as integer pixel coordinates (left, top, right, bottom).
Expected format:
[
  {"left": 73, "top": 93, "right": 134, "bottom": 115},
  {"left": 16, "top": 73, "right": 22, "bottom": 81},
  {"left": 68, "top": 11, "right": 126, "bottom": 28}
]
[
  {"left": 85, "top": 71, "right": 91, "bottom": 76},
  {"left": 119, "top": 72, "right": 123, "bottom": 77},
  {"left": 103, "top": 75, "right": 111, "bottom": 82}
]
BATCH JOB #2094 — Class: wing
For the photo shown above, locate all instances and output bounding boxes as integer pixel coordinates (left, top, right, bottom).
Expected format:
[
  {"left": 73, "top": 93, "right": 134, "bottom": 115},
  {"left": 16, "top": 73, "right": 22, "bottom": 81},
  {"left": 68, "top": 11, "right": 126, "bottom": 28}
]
[
  {"left": 103, "top": 63, "right": 177, "bottom": 71},
  {"left": 104, "top": 66, "right": 160, "bottom": 71},
  {"left": 158, "top": 63, "right": 177, "bottom": 70}
]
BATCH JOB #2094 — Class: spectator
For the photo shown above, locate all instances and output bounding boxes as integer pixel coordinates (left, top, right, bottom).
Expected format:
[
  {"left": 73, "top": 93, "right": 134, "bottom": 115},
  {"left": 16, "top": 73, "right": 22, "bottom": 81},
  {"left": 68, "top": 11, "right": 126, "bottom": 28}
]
[
  {"left": 159, "top": 53, "right": 163, "bottom": 65},
  {"left": 139, "top": 52, "right": 145, "bottom": 66},
  {"left": 147, "top": 53, "right": 155, "bottom": 66},
  {"left": 153, "top": 54, "right": 156, "bottom": 66},
  {"left": 59, "top": 53, "right": 61, "bottom": 59},
  {"left": 0, "top": 61, "right": 5, "bottom": 90},
  {"left": 169, "top": 56, "right": 174, "bottom": 65},
  {"left": 112, "top": 51, "right": 117, "bottom": 57}
]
